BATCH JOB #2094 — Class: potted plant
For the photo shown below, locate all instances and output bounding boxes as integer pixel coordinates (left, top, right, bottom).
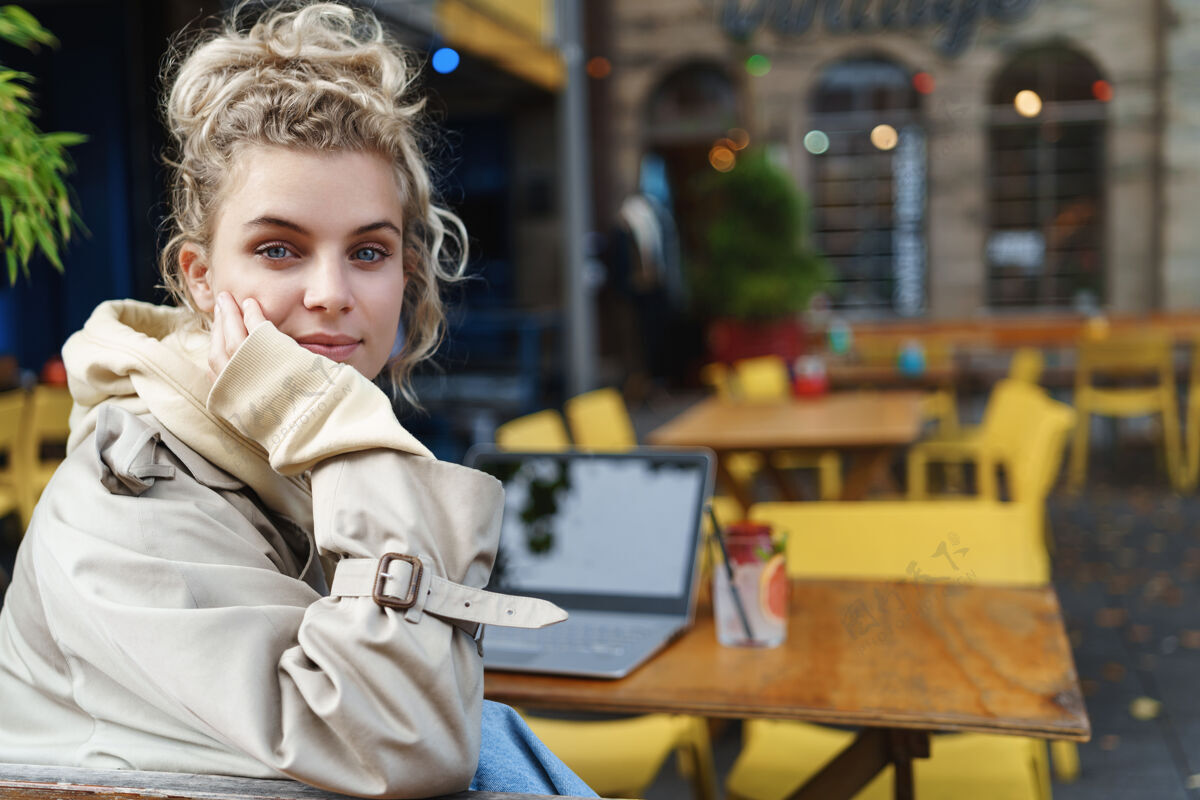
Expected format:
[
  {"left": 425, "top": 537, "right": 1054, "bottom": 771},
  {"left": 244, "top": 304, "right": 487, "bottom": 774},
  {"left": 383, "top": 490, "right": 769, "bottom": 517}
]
[{"left": 689, "top": 147, "right": 828, "bottom": 364}]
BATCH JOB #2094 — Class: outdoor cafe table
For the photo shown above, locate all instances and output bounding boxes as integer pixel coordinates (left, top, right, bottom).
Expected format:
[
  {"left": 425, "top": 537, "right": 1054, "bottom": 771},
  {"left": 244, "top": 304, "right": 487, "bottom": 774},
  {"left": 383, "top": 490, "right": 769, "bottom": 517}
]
[
  {"left": 485, "top": 579, "right": 1090, "bottom": 800},
  {"left": 646, "top": 390, "right": 927, "bottom": 506}
]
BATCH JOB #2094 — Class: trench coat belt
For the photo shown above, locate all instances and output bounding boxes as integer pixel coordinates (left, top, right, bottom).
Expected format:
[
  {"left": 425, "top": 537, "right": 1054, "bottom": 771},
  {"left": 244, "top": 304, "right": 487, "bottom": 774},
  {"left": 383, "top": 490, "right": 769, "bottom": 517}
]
[{"left": 329, "top": 554, "right": 568, "bottom": 631}]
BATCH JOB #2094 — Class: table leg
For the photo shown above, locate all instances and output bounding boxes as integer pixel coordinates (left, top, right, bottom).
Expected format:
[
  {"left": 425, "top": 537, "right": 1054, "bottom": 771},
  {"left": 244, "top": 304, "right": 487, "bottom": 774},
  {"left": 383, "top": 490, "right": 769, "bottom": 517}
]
[
  {"left": 840, "top": 447, "right": 895, "bottom": 501},
  {"left": 785, "top": 728, "right": 930, "bottom": 800},
  {"left": 714, "top": 454, "right": 755, "bottom": 511},
  {"left": 760, "top": 454, "right": 801, "bottom": 501}
]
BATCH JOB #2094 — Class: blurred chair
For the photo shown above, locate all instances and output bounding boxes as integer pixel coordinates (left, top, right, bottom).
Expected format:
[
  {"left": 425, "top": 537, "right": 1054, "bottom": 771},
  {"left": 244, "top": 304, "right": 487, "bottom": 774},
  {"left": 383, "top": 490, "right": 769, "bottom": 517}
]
[
  {"left": 908, "top": 378, "right": 1053, "bottom": 501},
  {"left": 523, "top": 713, "right": 716, "bottom": 800},
  {"left": 725, "top": 356, "right": 842, "bottom": 501},
  {"left": 1008, "top": 346, "right": 1045, "bottom": 385},
  {"left": 1067, "top": 332, "right": 1184, "bottom": 491},
  {"left": 0, "top": 390, "right": 25, "bottom": 528},
  {"left": 724, "top": 498, "right": 1068, "bottom": 800},
  {"left": 497, "top": 394, "right": 718, "bottom": 800},
  {"left": 564, "top": 387, "right": 637, "bottom": 451},
  {"left": 908, "top": 349, "right": 1047, "bottom": 498},
  {"left": 18, "top": 385, "right": 73, "bottom": 526},
  {"left": 1184, "top": 338, "right": 1200, "bottom": 491},
  {"left": 495, "top": 409, "right": 571, "bottom": 451}
]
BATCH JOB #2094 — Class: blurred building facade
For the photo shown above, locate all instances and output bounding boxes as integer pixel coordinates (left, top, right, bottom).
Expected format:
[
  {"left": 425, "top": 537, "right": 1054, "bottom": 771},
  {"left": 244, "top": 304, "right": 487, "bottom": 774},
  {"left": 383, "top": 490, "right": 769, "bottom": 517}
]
[{"left": 599, "top": 0, "right": 1200, "bottom": 319}]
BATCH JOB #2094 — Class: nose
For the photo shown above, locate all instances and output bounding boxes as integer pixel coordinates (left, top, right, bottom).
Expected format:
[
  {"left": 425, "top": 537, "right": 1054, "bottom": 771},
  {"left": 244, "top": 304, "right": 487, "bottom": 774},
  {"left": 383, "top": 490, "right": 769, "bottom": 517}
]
[{"left": 304, "top": 252, "right": 355, "bottom": 314}]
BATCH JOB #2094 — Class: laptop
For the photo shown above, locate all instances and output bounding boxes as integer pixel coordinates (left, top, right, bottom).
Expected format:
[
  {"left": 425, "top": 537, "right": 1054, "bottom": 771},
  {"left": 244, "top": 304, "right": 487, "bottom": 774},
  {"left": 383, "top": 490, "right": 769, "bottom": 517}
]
[{"left": 464, "top": 446, "right": 715, "bottom": 679}]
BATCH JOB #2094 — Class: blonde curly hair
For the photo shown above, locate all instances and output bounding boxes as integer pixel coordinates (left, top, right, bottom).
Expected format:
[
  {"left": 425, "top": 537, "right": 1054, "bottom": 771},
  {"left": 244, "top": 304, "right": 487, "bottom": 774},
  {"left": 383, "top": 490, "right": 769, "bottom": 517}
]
[{"left": 160, "top": 1, "right": 466, "bottom": 404}]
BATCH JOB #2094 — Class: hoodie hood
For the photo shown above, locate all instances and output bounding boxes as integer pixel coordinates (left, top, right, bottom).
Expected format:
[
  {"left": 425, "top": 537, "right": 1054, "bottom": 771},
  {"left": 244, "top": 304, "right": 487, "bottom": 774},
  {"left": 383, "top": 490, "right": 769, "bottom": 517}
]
[{"left": 62, "top": 299, "right": 313, "bottom": 527}]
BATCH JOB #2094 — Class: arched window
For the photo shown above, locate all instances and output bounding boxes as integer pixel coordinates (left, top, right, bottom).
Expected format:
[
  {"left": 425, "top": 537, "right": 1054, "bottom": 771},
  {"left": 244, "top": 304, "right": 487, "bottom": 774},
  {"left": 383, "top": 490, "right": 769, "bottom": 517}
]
[
  {"left": 643, "top": 63, "right": 741, "bottom": 272},
  {"left": 807, "top": 55, "right": 926, "bottom": 316},
  {"left": 987, "top": 44, "right": 1108, "bottom": 308}
]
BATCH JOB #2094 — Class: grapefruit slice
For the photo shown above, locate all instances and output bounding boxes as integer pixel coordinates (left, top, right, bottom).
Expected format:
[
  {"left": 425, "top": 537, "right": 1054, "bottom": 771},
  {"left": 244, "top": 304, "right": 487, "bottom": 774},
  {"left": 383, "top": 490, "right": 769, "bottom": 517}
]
[{"left": 759, "top": 554, "right": 788, "bottom": 625}]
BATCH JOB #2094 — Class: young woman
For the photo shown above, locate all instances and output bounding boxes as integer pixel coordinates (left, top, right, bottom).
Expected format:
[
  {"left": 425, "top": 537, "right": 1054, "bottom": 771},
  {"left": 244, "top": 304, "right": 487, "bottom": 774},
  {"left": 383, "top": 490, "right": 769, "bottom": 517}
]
[{"left": 0, "top": 4, "right": 593, "bottom": 796}]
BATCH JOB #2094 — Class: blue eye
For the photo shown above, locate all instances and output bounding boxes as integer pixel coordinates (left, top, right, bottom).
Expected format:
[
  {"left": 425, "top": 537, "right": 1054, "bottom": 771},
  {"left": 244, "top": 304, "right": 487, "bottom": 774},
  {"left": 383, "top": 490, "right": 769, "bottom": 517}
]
[
  {"left": 354, "top": 247, "right": 383, "bottom": 262},
  {"left": 264, "top": 245, "right": 290, "bottom": 259}
]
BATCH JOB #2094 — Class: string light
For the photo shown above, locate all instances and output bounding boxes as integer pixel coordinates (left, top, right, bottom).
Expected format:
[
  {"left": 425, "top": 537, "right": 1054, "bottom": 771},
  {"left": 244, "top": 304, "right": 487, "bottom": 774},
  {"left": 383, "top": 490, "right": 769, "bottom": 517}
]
[
  {"left": 745, "top": 54, "right": 771, "bottom": 77},
  {"left": 803, "top": 130, "right": 830, "bottom": 155},
  {"left": 587, "top": 57, "right": 611, "bottom": 79},
  {"left": 1014, "top": 89, "right": 1042, "bottom": 118},
  {"left": 709, "top": 145, "right": 736, "bottom": 172},
  {"left": 870, "top": 124, "right": 899, "bottom": 151},
  {"left": 432, "top": 47, "right": 460, "bottom": 74}
]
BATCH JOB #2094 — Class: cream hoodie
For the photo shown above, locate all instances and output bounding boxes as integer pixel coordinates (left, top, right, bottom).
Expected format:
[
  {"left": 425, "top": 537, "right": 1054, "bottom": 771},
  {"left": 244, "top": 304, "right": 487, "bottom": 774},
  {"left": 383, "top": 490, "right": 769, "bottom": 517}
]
[{"left": 0, "top": 300, "right": 562, "bottom": 796}]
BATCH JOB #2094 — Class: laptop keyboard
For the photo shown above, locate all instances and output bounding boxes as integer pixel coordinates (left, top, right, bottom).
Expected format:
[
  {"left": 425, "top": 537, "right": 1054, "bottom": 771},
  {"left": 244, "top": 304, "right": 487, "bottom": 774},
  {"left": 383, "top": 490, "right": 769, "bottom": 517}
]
[{"left": 485, "top": 618, "right": 662, "bottom": 657}]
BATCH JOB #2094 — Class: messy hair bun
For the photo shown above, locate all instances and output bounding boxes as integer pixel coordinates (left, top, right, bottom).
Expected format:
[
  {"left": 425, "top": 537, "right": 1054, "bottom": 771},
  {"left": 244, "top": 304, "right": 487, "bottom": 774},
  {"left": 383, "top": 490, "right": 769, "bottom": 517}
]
[{"left": 160, "top": 1, "right": 466, "bottom": 404}]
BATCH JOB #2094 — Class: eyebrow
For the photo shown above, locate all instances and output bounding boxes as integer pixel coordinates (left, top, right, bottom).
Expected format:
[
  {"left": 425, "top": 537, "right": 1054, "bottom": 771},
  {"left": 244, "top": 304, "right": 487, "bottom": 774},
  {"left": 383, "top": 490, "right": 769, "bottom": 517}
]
[{"left": 245, "top": 216, "right": 403, "bottom": 238}]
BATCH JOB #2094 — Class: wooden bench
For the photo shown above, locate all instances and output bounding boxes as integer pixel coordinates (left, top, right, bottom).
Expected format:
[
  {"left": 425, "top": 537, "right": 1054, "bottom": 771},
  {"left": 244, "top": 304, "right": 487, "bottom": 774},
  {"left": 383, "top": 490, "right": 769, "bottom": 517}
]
[{"left": 0, "top": 764, "right": 595, "bottom": 800}]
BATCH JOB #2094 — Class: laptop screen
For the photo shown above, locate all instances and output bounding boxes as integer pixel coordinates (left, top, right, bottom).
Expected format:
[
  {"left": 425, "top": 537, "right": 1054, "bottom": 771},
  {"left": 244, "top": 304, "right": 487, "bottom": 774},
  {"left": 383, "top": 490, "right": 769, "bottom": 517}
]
[{"left": 465, "top": 447, "right": 714, "bottom": 615}]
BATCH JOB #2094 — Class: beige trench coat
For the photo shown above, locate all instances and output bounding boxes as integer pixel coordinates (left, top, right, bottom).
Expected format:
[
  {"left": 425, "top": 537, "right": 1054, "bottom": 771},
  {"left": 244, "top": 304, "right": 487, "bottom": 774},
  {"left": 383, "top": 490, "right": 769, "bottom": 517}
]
[{"left": 0, "top": 312, "right": 562, "bottom": 798}]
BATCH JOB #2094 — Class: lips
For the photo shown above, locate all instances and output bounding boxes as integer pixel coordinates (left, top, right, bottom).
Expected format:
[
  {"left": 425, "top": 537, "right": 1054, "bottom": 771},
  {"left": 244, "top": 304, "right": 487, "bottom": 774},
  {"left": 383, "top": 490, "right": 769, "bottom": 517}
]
[{"left": 295, "top": 334, "right": 361, "bottom": 362}]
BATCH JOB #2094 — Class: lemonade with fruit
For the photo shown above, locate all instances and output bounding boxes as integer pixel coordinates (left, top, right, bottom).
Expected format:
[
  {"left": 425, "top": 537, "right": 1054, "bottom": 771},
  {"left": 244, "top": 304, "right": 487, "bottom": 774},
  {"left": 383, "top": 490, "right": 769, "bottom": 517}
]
[{"left": 713, "top": 521, "right": 788, "bottom": 647}]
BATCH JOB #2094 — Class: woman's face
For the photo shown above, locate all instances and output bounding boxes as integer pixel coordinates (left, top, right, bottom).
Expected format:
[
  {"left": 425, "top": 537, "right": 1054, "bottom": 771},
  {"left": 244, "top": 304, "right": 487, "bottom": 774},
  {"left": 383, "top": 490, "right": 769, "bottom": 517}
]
[{"left": 183, "top": 145, "right": 407, "bottom": 380}]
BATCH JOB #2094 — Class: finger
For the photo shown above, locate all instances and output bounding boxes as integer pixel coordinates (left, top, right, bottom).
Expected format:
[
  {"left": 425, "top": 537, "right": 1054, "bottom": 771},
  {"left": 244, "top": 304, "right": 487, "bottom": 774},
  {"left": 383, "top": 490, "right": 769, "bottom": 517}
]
[
  {"left": 219, "top": 292, "right": 249, "bottom": 357},
  {"left": 208, "top": 301, "right": 228, "bottom": 378},
  {"left": 241, "top": 297, "right": 267, "bottom": 332}
]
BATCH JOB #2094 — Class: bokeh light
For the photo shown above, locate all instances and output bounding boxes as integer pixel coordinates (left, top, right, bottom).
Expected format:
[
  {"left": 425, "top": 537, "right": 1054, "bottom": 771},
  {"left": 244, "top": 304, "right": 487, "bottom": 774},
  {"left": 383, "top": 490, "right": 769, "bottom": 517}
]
[
  {"left": 1014, "top": 89, "right": 1042, "bottom": 118},
  {"left": 709, "top": 145, "right": 736, "bottom": 172},
  {"left": 1093, "top": 79, "right": 1113, "bottom": 102},
  {"left": 727, "top": 128, "right": 750, "bottom": 150},
  {"left": 912, "top": 71, "right": 935, "bottom": 95},
  {"left": 586, "top": 57, "right": 612, "bottom": 79},
  {"left": 745, "top": 54, "right": 771, "bottom": 77},
  {"left": 432, "top": 47, "right": 460, "bottom": 74},
  {"left": 803, "top": 130, "right": 830, "bottom": 155},
  {"left": 870, "top": 124, "right": 899, "bottom": 151}
]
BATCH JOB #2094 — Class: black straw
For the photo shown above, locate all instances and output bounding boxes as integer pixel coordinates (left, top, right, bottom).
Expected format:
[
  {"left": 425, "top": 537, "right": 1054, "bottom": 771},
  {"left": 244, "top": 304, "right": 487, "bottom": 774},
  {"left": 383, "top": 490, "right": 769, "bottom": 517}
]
[{"left": 706, "top": 503, "right": 755, "bottom": 642}]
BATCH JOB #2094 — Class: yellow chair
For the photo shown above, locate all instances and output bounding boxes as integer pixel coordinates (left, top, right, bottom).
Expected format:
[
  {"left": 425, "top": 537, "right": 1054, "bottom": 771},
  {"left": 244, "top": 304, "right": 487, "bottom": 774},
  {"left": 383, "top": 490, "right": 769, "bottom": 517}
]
[
  {"left": 908, "top": 349, "right": 1047, "bottom": 498},
  {"left": 0, "top": 389, "right": 25, "bottom": 526},
  {"left": 725, "top": 499, "right": 1065, "bottom": 800},
  {"left": 563, "top": 388, "right": 637, "bottom": 451},
  {"left": 495, "top": 409, "right": 571, "bottom": 451},
  {"left": 1183, "top": 338, "right": 1200, "bottom": 491},
  {"left": 1067, "top": 332, "right": 1184, "bottom": 491},
  {"left": 18, "top": 385, "right": 73, "bottom": 525},
  {"left": 727, "top": 357, "right": 842, "bottom": 501},
  {"left": 908, "top": 379, "right": 1045, "bottom": 501},
  {"left": 496, "top": 396, "right": 718, "bottom": 800},
  {"left": 523, "top": 713, "right": 716, "bottom": 800}
]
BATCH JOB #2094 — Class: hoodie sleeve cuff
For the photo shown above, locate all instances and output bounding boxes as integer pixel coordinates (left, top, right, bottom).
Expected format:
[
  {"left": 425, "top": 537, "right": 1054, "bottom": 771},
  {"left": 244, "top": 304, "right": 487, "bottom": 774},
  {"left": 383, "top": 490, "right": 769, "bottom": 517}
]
[{"left": 207, "top": 322, "right": 433, "bottom": 474}]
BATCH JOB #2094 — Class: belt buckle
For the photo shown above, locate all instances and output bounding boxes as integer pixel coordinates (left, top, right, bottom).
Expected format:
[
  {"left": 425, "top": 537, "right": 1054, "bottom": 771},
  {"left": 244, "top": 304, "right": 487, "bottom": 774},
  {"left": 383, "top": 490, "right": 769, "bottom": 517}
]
[{"left": 373, "top": 553, "right": 423, "bottom": 609}]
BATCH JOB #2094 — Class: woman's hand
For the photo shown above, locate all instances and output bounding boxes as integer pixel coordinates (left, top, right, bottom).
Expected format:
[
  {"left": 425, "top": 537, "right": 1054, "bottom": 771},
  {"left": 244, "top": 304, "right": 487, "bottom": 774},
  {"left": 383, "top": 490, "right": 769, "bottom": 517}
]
[{"left": 208, "top": 292, "right": 268, "bottom": 379}]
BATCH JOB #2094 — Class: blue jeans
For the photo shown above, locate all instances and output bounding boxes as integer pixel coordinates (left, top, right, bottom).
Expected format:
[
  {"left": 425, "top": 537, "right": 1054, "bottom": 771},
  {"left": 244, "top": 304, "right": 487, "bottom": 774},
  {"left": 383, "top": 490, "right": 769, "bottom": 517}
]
[{"left": 472, "top": 701, "right": 598, "bottom": 796}]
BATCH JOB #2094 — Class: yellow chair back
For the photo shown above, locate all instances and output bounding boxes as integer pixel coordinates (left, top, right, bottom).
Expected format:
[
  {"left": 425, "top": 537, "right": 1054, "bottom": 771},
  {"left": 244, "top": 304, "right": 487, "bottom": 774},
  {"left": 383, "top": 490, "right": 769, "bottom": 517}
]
[
  {"left": 0, "top": 389, "right": 25, "bottom": 523},
  {"left": 732, "top": 356, "right": 790, "bottom": 401},
  {"left": 1008, "top": 347, "right": 1045, "bottom": 384},
  {"left": 699, "top": 362, "right": 736, "bottom": 403},
  {"left": 495, "top": 409, "right": 571, "bottom": 451},
  {"left": 19, "top": 385, "right": 73, "bottom": 524},
  {"left": 564, "top": 388, "right": 637, "bottom": 451},
  {"left": 749, "top": 499, "right": 1049, "bottom": 585}
]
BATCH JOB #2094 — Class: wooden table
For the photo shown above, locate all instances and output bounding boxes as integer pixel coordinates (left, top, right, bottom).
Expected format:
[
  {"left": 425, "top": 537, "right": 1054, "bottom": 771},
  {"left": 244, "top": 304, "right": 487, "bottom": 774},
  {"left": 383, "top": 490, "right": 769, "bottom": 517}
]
[
  {"left": 486, "top": 579, "right": 1090, "bottom": 800},
  {"left": 825, "top": 363, "right": 957, "bottom": 391},
  {"left": 647, "top": 391, "right": 927, "bottom": 506}
]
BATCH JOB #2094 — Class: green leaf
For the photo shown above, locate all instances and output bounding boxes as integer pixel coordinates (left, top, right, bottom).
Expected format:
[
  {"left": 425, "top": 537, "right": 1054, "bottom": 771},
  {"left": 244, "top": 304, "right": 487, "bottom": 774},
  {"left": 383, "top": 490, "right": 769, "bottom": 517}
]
[
  {"left": 5, "top": 247, "right": 16, "bottom": 284},
  {"left": 34, "top": 223, "right": 61, "bottom": 270},
  {"left": 0, "top": 195, "right": 12, "bottom": 239}
]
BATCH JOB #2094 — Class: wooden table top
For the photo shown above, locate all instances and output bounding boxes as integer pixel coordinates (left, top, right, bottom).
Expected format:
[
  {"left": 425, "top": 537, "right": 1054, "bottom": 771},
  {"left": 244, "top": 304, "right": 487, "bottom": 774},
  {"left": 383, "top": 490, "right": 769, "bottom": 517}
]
[
  {"left": 646, "top": 391, "right": 927, "bottom": 452},
  {"left": 485, "top": 579, "right": 1090, "bottom": 742}
]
